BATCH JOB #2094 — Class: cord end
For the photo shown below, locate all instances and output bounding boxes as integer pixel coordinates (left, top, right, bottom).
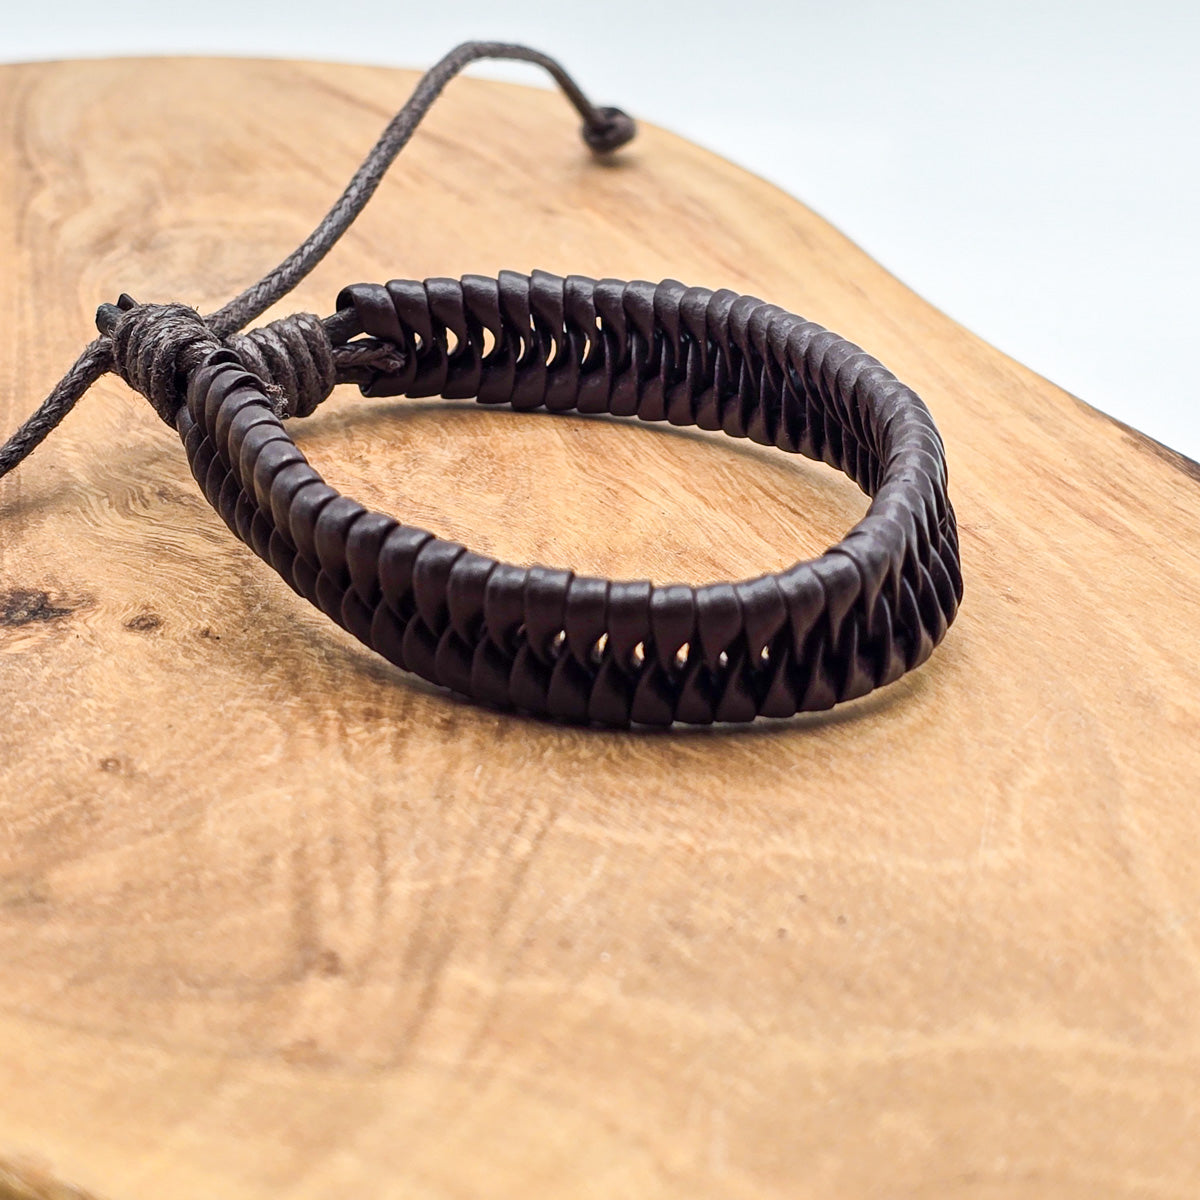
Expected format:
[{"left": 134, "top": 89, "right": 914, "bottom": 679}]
[
  {"left": 582, "top": 106, "right": 636, "bottom": 155},
  {"left": 95, "top": 293, "right": 138, "bottom": 337}
]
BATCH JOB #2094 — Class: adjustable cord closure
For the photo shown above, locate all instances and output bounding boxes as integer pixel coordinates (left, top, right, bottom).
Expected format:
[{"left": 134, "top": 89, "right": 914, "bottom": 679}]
[
  {"left": 0, "top": 40, "right": 635, "bottom": 477},
  {"left": 95, "top": 295, "right": 403, "bottom": 424}
]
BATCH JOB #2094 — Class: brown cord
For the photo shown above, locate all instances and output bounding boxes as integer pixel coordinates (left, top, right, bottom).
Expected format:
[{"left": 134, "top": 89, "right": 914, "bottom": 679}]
[
  {"left": 0, "top": 42, "right": 962, "bottom": 727},
  {"left": 0, "top": 41, "right": 634, "bottom": 479}
]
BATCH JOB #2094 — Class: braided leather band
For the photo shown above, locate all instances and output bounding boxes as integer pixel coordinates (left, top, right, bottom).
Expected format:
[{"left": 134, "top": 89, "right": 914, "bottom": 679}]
[{"left": 171, "top": 269, "right": 961, "bottom": 727}]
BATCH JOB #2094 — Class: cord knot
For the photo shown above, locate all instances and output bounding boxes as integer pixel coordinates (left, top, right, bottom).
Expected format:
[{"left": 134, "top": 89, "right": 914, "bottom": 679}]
[
  {"left": 226, "top": 312, "right": 337, "bottom": 419},
  {"left": 582, "top": 106, "right": 636, "bottom": 154},
  {"left": 95, "top": 297, "right": 341, "bottom": 424},
  {"left": 97, "top": 296, "right": 222, "bottom": 425}
]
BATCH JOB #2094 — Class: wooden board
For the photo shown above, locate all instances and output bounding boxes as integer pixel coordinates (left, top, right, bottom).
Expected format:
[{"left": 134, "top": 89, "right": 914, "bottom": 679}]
[{"left": 2, "top": 56, "right": 1199, "bottom": 1200}]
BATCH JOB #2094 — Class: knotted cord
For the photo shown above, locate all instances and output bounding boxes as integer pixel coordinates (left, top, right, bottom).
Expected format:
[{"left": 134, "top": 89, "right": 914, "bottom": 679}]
[{"left": 0, "top": 41, "right": 634, "bottom": 482}]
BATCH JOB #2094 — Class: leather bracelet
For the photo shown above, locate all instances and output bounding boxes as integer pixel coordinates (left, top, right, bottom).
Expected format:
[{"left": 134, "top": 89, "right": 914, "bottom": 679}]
[
  {"left": 0, "top": 43, "right": 962, "bottom": 728},
  {"left": 164, "top": 269, "right": 959, "bottom": 727}
]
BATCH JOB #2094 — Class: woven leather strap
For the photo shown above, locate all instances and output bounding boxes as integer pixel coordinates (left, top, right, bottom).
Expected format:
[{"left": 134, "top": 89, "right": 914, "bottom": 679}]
[{"left": 174, "top": 268, "right": 961, "bottom": 727}]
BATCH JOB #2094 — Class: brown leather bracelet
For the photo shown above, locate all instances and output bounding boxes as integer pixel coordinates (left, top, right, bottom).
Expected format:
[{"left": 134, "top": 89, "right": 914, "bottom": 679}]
[
  {"left": 134, "top": 267, "right": 960, "bottom": 727},
  {"left": 1, "top": 42, "right": 961, "bottom": 728}
]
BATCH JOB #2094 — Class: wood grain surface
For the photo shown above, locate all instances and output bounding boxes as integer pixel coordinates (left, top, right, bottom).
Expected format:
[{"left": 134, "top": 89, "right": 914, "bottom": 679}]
[{"left": 1, "top": 56, "right": 1199, "bottom": 1200}]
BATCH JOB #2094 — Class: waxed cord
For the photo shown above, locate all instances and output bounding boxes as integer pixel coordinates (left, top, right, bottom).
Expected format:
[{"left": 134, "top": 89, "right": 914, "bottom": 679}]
[{"left": 0, "top": 41, "right": 635, "bottom": 481}]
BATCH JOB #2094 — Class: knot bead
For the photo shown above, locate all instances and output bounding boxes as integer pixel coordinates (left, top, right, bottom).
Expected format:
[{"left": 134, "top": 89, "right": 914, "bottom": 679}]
[{"left": 582, "top": 106, "right": 637, "bottom": 154}]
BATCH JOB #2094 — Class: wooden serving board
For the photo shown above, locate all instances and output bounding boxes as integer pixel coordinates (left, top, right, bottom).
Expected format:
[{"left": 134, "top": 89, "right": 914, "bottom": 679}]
[{"left": 1, "top": 56, "right": 1198, "bottom": 1200}]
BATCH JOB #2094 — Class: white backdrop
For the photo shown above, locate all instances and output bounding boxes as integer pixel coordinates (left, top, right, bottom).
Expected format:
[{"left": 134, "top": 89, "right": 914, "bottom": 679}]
[{"left": 6, "top": 0, "right": 1198, "bottom": 459}]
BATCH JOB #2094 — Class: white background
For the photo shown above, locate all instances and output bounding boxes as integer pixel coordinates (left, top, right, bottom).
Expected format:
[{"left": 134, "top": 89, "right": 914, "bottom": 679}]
[{"left": 6, "top": 0, "right": 1198, "bottom": 460}]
